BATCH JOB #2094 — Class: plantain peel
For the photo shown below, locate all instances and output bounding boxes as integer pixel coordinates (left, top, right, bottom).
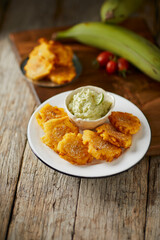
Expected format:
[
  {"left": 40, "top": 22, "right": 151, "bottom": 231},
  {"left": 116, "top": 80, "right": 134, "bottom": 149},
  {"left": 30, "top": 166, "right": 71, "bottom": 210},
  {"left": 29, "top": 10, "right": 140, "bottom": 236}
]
[{"left": 56, "top": 22, "right": 160, "bottom": 82}]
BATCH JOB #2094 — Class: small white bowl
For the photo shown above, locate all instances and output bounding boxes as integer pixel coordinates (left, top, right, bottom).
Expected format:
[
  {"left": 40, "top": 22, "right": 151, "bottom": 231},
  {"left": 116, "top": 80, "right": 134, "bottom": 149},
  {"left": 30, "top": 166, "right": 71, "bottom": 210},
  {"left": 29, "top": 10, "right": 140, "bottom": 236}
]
[{"left": 64, "top": 85, "right": 115, "bottom": 129}]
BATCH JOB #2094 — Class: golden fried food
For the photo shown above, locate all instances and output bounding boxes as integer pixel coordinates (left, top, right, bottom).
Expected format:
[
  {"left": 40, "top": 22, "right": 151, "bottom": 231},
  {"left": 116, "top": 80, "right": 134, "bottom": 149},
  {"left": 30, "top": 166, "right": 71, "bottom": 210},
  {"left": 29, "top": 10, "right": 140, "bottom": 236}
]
[
  {"left": 29, "top": 38, "right": 56, "bottom": 62},
  {"left": 51, "top": 42, "right": 74, "bottom": 67},
  {"left": 82, "top": 130, "right": 122, "bottom": 162},
  {"left": 57, "top": 133, "right": 93, "bottom": 165},
  {"left": 25, "top": 38, "right": 56, "bottom": 80},
  {"left": 25, "top": 38, "right": 75, "bottom": 82},
  {"left": 35, "top": 103, "right": 68, "bottom": 129},
  {"left": 96, "top": 123, "right": 132, "bottom": 148},
  {"left": 48, "top": 65, "right": 76, "bottom": 84},
  {"left": 109, "top": 112, "right": 141, "bottom": 135},
  {"left": 42, "top": 117, "right": 79, "bottom": 152},
  {"left": 24, "top": 55, "right": 54, "bottom": 80}
]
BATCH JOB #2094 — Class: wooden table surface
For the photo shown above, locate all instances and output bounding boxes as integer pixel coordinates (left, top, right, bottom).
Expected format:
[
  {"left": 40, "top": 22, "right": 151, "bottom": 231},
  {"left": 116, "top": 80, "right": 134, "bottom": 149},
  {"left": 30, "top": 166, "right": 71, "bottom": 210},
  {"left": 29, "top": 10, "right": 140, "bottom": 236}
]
[{"left": 0, "top": 0, "right": 160, "bottom": 239}]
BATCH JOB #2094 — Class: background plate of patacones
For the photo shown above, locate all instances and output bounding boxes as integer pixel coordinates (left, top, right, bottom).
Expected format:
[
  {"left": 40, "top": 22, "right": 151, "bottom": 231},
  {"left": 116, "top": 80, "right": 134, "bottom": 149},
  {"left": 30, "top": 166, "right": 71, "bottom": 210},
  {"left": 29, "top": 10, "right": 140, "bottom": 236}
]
[
  {"left": 27, "top": 91, "right": 151, "bottom": 178},
  {"left": 21, "top": 54, "right": 82, "bottom": 87}
]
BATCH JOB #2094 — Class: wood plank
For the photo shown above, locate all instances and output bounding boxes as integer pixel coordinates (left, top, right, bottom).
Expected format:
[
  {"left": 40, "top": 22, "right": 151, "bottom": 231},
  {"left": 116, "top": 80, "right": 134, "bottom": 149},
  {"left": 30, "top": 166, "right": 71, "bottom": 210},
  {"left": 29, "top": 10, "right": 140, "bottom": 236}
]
[
  {"left": 0, "top": 0, "right": 10, "bottom": 27},
  {"left": 73, "top": 157, "right": 149, "bottom": 240},
  {"left": 0, "top": 37, "right": 36, "bottom": 240},
  {"left": 7, "top": 143, "right": 80, "bottom": 240},
  {"left": 0, "top": 0, "right": 59, "bottom": 238},
  {"left": 145, "top": 156, "right": 160, "bottom": 240}
]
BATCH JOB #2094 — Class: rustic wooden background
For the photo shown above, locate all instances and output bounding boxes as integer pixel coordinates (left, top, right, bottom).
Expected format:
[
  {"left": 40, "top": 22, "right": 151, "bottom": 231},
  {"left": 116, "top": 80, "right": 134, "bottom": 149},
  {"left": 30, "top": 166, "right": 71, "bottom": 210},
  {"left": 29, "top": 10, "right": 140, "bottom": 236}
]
[{"left": 0, "top": 0, "right": 160, "bottom": 240}]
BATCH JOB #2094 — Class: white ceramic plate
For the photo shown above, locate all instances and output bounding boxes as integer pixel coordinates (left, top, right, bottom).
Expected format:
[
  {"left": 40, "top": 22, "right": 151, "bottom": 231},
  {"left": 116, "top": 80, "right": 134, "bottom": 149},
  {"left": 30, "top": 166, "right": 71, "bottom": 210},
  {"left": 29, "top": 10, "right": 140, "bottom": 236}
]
[{"left": 27, "top": 91, "right": 151, "bottom": 178}]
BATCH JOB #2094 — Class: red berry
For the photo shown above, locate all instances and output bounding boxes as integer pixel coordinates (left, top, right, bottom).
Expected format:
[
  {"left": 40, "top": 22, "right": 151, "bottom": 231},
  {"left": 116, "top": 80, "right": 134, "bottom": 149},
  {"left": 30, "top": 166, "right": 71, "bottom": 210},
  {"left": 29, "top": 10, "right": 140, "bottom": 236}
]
[
  {"left": 106, "top": 60, "right": 117, "bottom": 74},
  {"left": 118, "top": 58, "right": 129, "bottom": 72},
  {"left": 96, "top": 51, "right": 114, "bottom": 67}
]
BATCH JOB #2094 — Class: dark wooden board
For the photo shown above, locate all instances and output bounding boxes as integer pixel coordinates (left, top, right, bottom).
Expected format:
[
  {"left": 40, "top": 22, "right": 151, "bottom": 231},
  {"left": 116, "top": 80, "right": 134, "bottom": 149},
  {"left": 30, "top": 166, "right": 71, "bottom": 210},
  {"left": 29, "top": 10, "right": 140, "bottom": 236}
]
[{"left": 9, "top": 18, "right": 160, "bottom": 156}]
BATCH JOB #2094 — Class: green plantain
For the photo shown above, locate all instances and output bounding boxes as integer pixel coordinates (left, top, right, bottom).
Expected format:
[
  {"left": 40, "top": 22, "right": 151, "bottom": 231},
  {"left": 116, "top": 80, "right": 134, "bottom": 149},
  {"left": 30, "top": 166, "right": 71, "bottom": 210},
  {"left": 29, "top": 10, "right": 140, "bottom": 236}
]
[
  {"left": 101, "top": 0, "right": 144, "bottom": 23},
  {"left": 56, "top": 22, "right": 160, "bottom": 82}
]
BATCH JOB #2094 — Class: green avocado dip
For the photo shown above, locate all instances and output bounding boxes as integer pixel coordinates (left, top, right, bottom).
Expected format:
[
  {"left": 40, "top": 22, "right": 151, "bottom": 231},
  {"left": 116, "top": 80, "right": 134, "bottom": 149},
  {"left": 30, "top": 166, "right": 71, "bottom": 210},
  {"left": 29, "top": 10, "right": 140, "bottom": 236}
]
[{"left": 68, "top": 88, "right": 112, "bottom": 120}]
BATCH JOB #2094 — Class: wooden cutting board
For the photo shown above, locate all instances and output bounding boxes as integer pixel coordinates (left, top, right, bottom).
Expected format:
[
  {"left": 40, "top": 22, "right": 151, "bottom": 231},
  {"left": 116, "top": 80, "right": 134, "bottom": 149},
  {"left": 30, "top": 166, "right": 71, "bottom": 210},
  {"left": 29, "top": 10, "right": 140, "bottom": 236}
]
[{"left": 9, "top": 18, "right": 160, "bottom": 156}]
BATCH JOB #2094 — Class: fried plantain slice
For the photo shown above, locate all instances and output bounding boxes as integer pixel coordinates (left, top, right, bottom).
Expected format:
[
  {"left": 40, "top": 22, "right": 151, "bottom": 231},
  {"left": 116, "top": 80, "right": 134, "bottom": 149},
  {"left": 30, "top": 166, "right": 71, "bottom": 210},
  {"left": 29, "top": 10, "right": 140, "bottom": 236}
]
[
  {"left": 42, "top": 117, "right": 79, "bottom": 152},
  {"left": 35, "top": 103, "right": 68, "bottom": 129},
  {"left": 51, "top": 42, "right": 74, "bottom": 67},
  {"left": 29, "top": 38, "right": 56, "bottom": 62},
  {"left": 25, "top": 38, "right": 75, "bottom": 82},
  {"left": 25, "top": 38, "right": 57, "bottom": 80},
  {"left": 96, "top": 123, "right": 132, "bottom": 148},
  {"left": 24, "top": 55, "right": 54, "bottom": 81},
  {"left": 82, "top": 130, "right": 122, "bottom": 162},
  {"left": 48, "top": 65, "right": 76, "bottom": 84},
  {"left": 31, "top": 39, "right": 73, "bottom": 67},
  {"left": 109, "top": 112, "right": 141, "bottom": 135},
  {"left": 57, "top": 133, "right": 93, "bottom": 165}
]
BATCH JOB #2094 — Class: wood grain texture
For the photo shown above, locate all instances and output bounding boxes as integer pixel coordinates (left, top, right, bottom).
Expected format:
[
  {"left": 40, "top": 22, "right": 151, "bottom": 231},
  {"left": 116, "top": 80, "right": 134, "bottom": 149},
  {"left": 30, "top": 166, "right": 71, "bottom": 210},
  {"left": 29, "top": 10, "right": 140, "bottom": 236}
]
[
  {"left": 7, "top": 143, "right": 80, "bottom": 240},
  {"left": 0, "top": 37, "right": 35, "bottom": 239},
  {"left": 0, "top": 0, "right": 160, "bottom": 240},
  {"left": 0, "top": 0, "right": 58, "bottom": 238},
  {"left": 73, "top": 157, "right": 149, "bottom": 240},
  {"left": 145, "top": 156, "right": 160, "bottom": 240}
]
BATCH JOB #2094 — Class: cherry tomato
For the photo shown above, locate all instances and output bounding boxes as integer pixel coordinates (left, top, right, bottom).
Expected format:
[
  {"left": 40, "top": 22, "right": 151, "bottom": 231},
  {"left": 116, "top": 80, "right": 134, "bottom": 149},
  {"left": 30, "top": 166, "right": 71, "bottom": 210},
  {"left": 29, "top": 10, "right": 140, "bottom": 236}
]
[
  {"left": 118, "top": 58, "right": 129, "bottom": 72},
  {"left": 96, "top": 51, "right": 114, "bottom": 67},
  {"left": 106, "top": 60, "right": 117, "bottom": 74}
]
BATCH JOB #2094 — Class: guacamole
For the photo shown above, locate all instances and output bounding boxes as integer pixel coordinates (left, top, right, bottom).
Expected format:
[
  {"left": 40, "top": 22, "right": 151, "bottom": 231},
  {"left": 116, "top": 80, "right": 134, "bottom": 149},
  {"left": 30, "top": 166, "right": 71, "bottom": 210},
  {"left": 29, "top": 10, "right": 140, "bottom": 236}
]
[{"left": 68, "top": 88, "right": 111, "bottom": 120}]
